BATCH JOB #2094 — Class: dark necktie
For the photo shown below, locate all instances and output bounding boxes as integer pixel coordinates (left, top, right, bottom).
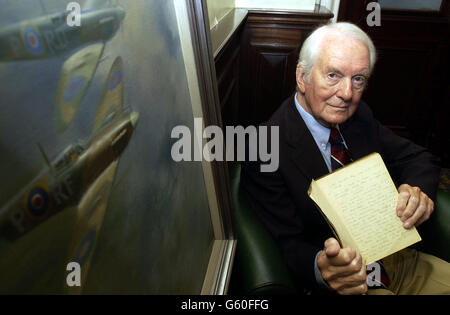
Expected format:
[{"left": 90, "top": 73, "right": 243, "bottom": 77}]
[
  {"left": 329, "top": 127, "right": 352, "bottom": 171},
  {"left": 328, "top": 127, "right": 390, "bottom": 289}
]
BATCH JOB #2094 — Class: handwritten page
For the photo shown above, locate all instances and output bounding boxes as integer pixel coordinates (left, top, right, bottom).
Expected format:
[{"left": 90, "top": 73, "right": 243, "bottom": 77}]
[{"left": 309, "top": 153, "right": 421, "bottom": 265}]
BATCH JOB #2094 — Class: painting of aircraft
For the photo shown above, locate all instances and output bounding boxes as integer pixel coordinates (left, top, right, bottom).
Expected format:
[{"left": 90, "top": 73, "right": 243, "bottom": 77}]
[
  {"left": 0, "top": 0, "right": 219, "bottom": 294},
  {"left": 0, "top": 56, "right": 138, "bottom": 261},
  {"left": 0, "top": 0, "right": 126, "bottom": 132}
]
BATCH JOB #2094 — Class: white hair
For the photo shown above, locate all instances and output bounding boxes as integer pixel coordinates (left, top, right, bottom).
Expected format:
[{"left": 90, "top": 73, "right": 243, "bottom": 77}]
[{"left": 298, "top": 22, "right": 377, "bottom": 82}]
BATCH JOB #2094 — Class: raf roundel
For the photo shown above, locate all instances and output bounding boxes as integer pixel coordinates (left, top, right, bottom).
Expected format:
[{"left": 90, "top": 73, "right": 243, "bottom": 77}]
[
  {"left": 108, "top": 70, "right": 122, "bottom": 90},
  {"left": 63, "top": 76, "right": 85, "bottom": 102},
  {"left": 27, "top": 187, "right": 49, "bottom": 217},
  {"left": 74, "top": 230, "right": 97, "bottom": 267},
  {"left": 23, "top": 25, "right": 44, "bottom": 56}
]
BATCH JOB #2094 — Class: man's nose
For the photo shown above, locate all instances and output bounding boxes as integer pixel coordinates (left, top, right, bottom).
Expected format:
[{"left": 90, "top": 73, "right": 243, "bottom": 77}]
[{"left": 336, "top": 78, "right": 353, "bottom": 101}]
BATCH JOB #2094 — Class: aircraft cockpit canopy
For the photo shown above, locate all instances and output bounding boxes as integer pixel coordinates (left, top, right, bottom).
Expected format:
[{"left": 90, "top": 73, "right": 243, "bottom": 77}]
[
  {"left": 49, "top": 12, "right": 67, "bottom": 26},
  {"left": 53, "top": 143, "right": 85, "bottom": 172}
]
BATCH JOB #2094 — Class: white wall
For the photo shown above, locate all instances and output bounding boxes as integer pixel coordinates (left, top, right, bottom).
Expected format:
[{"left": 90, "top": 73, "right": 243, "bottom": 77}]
[
  {"left": 207, "top": 0, "right": 339, "bottom": 21},
  {"left": 207, "top": 0, "right": 235, "bottom": 28},
  {"left": 235, "top": 0, "right": 316, "bottom": 11},
  {"left": 320, "top": 0, "right": 340, "bottom": 22}
]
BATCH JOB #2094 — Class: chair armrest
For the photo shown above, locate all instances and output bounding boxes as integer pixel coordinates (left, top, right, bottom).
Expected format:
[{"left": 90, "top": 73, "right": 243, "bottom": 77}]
[
  {"left": 229, "top": 163, "right": 297, "bottom": 294},
  {"left": 416, "top": 189, "right": 450, "bottom": 262}
]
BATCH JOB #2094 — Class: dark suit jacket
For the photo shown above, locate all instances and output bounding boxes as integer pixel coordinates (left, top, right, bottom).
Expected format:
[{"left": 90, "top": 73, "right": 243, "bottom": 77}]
[{"left": 241, "top": 94, "right": 441, "bottom": 291}]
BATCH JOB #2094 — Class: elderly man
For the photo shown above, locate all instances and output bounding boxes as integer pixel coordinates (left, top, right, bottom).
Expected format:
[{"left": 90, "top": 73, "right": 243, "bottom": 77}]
[{"left": 241, "top": 22, "right": 450, "bottom": 295}]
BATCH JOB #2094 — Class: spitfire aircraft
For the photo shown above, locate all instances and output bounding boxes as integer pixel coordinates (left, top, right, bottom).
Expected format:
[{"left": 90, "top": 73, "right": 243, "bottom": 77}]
[
  {"left": 0, "top": 0, "right": 126, "bottom": 132},
  {"left": 0, "top": 57, "right": 137, "bottom": 291}
]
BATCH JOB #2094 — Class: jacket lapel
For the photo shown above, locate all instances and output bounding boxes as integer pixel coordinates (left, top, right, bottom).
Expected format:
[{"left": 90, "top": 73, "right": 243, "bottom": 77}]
[{"left": 284, "top": 96, "right": 329, "bottom": 181}]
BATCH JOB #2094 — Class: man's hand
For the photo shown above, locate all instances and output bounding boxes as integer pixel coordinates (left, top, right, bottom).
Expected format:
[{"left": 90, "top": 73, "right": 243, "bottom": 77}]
[
  {"left": 397, "top": 184, "right": 434, "bottom": 229},
  {"left": 317, "top": 238, "right": 367, "bottom": 295}
]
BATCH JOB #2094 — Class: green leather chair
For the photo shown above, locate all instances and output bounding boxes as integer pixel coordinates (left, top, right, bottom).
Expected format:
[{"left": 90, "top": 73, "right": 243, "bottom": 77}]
[{"left": 228, "top": 162, "right": 450, "bottom": 295}]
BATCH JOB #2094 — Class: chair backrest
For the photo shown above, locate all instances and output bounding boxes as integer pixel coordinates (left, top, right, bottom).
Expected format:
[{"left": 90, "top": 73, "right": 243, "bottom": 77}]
[
  {"left": 418, "top": 189, "right": 450, "bottom": 262},
  {"left": 229, "top": 162, "right": 298, "bottom": 294}
]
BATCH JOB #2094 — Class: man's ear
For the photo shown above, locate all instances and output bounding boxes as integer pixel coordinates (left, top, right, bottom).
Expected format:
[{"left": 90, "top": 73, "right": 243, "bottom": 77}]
[{"left": 296, "top": 63, "right": 307, "bottom": 93}]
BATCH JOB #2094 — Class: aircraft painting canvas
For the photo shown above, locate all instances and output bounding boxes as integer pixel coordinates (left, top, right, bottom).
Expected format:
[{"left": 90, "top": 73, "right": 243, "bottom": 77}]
[{"left": 0, "top": 0, "right": 214, "bottom": 294}]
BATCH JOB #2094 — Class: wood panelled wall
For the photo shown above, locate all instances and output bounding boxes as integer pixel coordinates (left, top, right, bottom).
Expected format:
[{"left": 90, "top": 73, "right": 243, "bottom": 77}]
[
  {"left": 215, "top": 7, "right": 333, "bottom": 130},
  {"left": 338, "top": 0, "right": 450, "bottom": 167},
  {"left": 238, "top": 8, "right": 333, "bottom": 127},
  {"left": 215, "top": 28, "right": 242, "bottom": 132}
]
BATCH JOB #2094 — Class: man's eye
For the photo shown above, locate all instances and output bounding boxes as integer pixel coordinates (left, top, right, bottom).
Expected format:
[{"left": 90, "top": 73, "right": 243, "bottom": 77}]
[
  {"left": 353, "top": 76, "right": 366, "bottom": 86},
  {"left": 328, "top": 73, "right": 338, "bottom": 79}
]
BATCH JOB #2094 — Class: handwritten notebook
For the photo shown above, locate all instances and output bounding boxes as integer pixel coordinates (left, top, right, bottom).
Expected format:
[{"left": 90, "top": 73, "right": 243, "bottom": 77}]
[{"left": 308, "top": 152, "right": 421, "bottom": 265}]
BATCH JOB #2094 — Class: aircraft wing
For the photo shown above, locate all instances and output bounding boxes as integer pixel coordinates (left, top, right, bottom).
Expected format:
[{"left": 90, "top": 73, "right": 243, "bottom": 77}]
[
  {"left": 55, "top": 43, "right": 105, "bottom": 133},
  {"left": 92, "top": 56, "right": 124, "bottom": 133},
  {"left": 64, "top": 159, "right": 118, "bottom": 294}
]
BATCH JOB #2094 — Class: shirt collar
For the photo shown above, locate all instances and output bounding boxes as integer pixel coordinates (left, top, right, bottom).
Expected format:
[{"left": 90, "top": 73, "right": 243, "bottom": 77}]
[{"left": 294, "top": 93, "right": 331, "bottom": 146}]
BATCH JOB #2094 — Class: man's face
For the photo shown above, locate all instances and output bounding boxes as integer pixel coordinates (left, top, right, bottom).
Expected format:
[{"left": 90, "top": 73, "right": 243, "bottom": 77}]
[{"left": 296, "top": 35, "right": 370, "bottom": 127}]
